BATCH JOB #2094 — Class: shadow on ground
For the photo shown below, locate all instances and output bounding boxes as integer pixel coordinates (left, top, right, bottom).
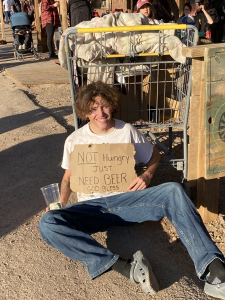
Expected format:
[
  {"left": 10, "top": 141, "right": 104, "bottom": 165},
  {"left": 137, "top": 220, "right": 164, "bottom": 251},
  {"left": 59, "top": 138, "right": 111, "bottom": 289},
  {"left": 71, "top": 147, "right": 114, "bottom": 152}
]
[
  {"left": 22, "top": 90, "right": 75, "bottom": 133},
  {"left": 0, "top": 105, "right": 74, "bottom": 135},
  {"left": 0, "top": 133, "right": 67, "bottom": 238},
  {"left": 105, "top": 220, "right": 205, "bottom": 292}
]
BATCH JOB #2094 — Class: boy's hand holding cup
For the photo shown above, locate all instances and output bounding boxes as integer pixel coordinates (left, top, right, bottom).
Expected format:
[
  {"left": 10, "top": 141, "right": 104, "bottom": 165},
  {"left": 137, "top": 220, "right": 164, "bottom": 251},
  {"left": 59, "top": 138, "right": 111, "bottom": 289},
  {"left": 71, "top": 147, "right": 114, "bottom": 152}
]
[{"left": 41, "top": 183, "right": 62, "bottom": 211}]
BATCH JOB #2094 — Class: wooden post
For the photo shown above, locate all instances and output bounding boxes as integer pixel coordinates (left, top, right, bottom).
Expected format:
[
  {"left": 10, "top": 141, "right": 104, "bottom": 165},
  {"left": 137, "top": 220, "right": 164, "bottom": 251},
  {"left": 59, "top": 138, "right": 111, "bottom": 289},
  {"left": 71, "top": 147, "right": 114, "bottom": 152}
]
[
  {"left": 186, "top": 58, "right": 203, "bottom": 187},
  {"left": 60, "top": 0, "right": 68, "bottom": 32},
  {"left": 0, "top": 0, "right": 6, "bottom": 41},
  {"left": 182, "top": 44, "right": 225, "bottom": 223},
  {"left": 34, "top": 0, "right": 42, "bottom": 51},
  {"left": 174, "top": 0, "right": 186, "bottom": 17},
  {"left": 197, "top": 178, "right": 219, "bottom": 222},
  {"left": 178, "top": 0, "right": 185, "bottom": 16},
  {"left": 196, "top": 59, "right": 219, "bottom": 222},
  {"left": 34, "top": 0, "right": 48, "bottom": 52}
]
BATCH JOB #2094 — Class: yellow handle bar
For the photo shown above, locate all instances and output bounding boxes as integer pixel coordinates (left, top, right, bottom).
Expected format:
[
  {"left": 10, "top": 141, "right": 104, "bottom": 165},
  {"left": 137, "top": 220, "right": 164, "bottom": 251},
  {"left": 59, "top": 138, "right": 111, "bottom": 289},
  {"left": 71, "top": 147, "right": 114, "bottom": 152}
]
[
  {"left": 77, "top": 24, "right": 187, "bottom": 34},
  {"left": 105, "top": 53, "right": 170, "bottom": 58}
]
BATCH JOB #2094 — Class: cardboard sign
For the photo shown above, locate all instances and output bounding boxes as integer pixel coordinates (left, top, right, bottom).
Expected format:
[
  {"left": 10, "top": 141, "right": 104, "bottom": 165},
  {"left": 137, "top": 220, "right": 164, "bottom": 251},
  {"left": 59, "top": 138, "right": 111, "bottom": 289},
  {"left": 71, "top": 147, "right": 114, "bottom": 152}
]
[{"left": 70, "top": 143, "right": 137, "bottom": 194}]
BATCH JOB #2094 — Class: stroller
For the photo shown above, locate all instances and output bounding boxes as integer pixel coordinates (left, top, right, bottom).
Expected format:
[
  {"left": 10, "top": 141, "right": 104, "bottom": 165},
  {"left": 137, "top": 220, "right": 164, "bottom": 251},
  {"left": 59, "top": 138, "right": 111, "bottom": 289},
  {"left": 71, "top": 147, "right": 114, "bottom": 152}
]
[{"left": 11, "top": 12, "right": 40, "bottom": 61}]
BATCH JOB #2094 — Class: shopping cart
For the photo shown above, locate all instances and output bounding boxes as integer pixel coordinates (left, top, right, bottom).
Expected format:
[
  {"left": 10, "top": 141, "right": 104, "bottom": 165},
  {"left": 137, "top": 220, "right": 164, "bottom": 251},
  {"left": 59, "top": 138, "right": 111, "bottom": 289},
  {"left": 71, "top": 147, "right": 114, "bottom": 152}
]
[{"left": 64, "top": 24, "right": 198, "bottom": 182}]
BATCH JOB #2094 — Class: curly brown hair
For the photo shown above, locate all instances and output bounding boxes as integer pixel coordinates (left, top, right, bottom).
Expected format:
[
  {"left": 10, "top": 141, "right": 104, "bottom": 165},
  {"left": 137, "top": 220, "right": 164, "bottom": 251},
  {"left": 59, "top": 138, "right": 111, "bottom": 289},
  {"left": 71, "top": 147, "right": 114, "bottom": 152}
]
[{"left": 74, "top": 81, "right": 120, "bottom": 120}]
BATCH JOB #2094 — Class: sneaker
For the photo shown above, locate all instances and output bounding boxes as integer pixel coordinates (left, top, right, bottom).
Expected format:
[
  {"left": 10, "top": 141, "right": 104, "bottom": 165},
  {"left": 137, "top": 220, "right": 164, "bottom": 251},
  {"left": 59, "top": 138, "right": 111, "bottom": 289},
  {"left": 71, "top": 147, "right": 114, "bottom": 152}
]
[
  {"left": 22, "top": 44, "right": 26, "bottom": 49},
  {"left": 130, "top": 250, "right": 159, "bottom": 295},
  {"left": 18, "top": 45, "right": 22, "bottom": 50},
  {"left": 204, "top": 282, "right": 225, "bottom": 299}
]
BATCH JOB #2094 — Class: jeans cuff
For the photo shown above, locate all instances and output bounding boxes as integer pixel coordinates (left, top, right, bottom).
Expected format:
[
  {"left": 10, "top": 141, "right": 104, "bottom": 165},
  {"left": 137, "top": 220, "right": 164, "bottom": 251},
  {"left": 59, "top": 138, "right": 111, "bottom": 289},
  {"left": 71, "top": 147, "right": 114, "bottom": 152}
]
[
  {"left": 90, "top": 254, "right": 120, "bottom": 280},
  {"left": 198, "top": 255, "right": 225, "bottom": 280}
]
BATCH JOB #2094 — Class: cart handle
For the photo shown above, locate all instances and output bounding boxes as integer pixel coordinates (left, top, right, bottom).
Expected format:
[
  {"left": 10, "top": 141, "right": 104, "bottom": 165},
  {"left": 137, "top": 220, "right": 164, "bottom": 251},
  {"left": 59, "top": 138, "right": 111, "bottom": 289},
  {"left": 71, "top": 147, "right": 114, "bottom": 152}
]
[
  {"left": 75, "top": 24, "right": 188, "bottom": 34},
  {"left": 102, "top": 52, "right": 170, "bottom": 58}
]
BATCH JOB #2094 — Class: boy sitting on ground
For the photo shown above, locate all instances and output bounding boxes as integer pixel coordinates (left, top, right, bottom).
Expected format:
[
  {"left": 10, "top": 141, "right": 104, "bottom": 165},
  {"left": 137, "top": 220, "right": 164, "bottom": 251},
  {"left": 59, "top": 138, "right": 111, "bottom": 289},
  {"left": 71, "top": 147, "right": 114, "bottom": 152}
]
[{"left": 39, "top": 81, "right": 225, "bottom": 299}]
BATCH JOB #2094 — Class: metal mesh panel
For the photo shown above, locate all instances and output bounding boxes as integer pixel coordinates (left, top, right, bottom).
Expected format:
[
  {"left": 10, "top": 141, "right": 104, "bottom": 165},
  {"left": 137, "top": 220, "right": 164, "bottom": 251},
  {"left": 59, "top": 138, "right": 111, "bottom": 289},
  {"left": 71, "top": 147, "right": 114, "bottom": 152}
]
[
  {"left": 74, "top": 60, "right": 190, "bottom": 130},
  {"left": 65, "top": 25, "right": 197, "bottom": 179}
]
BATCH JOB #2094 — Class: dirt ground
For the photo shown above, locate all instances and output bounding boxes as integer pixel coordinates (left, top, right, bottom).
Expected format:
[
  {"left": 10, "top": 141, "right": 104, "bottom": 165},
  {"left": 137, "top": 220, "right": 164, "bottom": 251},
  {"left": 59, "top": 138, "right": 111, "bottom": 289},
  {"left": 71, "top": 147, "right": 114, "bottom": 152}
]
[{"left": 1, "top": 60, "right": 225, "bottom": 300}]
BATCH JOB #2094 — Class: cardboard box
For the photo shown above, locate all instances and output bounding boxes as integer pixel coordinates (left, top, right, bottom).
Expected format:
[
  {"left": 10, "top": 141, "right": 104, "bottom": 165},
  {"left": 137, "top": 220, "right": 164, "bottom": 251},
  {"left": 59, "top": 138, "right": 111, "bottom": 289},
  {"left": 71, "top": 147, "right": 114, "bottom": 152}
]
[{"left": 114, "top": 68, "right": 180, "bottom": 123}]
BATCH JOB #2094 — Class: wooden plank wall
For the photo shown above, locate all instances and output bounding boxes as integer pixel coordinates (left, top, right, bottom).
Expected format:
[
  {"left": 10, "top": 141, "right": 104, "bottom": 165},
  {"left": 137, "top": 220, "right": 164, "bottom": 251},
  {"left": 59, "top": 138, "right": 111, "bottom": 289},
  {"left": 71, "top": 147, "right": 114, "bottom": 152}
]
[
  {"left": 187, "top": 58, "right": 203, "bottom": 184},
  {"left": 204, "top": 47, "right": 225, "bottom": 179},
  {"left": 182, "top": 44, "right": 225, "bottom": 222}
]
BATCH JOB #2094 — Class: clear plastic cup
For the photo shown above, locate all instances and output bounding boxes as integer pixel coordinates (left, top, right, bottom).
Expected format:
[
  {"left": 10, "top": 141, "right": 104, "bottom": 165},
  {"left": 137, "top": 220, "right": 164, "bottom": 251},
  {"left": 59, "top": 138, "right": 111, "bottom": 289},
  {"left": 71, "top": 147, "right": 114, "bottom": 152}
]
[{"left": 40, "top": 183, "right": 62, "bottom": 210}]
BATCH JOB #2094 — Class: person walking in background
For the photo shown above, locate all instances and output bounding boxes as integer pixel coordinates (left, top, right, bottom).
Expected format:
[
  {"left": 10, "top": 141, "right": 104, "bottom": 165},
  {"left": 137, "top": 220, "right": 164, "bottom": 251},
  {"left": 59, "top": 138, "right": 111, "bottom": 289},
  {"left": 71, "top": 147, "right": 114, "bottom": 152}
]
[
  {"left": 27, "top": 2, "right": 35, "bottom": 25},
  {"left": 10, "top": 0, "right": 21, "bottom": 13},
  {"left": 68, "top": 0, "right": 92, "bottom": 27},
  {"left": 3, "top": 0, "right": 11, "bottom": 23},
  {"left": 41, "top": 0, "right": 61, "bottom": 58}
]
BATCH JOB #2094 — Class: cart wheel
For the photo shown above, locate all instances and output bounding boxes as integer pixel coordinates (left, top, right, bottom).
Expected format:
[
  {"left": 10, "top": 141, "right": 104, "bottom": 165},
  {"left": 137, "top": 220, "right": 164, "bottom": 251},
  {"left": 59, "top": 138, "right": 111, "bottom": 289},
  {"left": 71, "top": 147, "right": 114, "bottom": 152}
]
[
  {"left": 18, "top": 55, "right": 24, "bottom": 61},
  {"left": 34, "top": 53, "right": 40, "bottom": 60}
]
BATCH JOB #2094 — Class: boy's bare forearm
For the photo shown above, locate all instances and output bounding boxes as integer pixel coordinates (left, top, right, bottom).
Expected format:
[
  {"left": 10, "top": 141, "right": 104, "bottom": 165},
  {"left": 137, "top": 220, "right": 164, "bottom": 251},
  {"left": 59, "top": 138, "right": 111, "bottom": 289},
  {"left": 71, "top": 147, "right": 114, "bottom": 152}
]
[
  {"left": 144, "top": 147, "right": 161, "bottom": 181},
  {"left": 60, "top": 170, "right": 72, "bottom": 207},
  {"left": 127, "top": 147, "right": 161, "bottom": 191}
]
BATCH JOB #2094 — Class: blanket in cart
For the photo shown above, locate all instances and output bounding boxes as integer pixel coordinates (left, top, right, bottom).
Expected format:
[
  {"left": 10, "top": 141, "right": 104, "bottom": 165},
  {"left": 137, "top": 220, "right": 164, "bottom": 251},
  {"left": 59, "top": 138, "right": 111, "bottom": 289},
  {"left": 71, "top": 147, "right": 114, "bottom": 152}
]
[{"left": 59, "top": 12, "right": 186, "bottom": 68}]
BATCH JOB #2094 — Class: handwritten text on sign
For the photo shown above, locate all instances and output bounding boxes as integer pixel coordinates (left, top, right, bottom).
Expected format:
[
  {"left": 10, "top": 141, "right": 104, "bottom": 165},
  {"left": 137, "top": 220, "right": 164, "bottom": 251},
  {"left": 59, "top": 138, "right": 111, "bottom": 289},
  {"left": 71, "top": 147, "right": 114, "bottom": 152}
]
[{"left": 70, "top": 143, "right": 136, "bottom": 194}]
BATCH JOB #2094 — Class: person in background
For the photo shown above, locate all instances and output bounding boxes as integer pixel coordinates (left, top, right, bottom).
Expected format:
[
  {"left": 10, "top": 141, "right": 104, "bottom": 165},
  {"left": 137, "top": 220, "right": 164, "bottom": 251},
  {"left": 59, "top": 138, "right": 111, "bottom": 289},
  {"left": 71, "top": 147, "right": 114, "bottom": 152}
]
[
  {"left": 151, "top": 0, "right": 174, "bottom": 22},
  {"left": 177, "top": 3, "right": 191, "bottom": 23},
  {"left": 14, "top": 24, "right": 30, "bottom": 49},
  {"left": 136, "top": 0, "right": 160, "bottom": 24},
  {"left": 68, "top": 0, "right": 92, "bottom": 27},
  {"left": 3, "top": 0, "right": 11, "bottom": 23},
  {"left": 208, "top": 0, "right": 225, "bottom": 43},
  {"left": 41, "top": 0, "right": 61, "bottom": 58},
  {"left": 135, "top": 0, "right": 174, "bottom": 23},
  {"left": 10, "top": 0, "right": 21, "bottom": 13},
  {"left": 190, "top": 0, "right": 213, "bottom": 33},
  {"left": 27, "top": 2, "right": 35, "bottom": 25}
]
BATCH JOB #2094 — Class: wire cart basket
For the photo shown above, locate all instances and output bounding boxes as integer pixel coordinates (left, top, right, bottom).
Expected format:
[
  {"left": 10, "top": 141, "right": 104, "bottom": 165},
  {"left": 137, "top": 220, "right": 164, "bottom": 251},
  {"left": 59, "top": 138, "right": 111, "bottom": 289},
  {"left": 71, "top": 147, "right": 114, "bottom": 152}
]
[{"left": 64, "top": 24, "right": 198, "bottom": 181}]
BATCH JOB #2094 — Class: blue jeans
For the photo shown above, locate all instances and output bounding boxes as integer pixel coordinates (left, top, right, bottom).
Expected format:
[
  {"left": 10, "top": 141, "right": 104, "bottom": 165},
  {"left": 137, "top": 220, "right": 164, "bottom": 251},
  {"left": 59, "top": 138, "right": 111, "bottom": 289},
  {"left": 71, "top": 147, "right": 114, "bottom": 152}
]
[
  {"left": 39, "top": 182, "right": 224, "bottom": 280},
  {"left": 5, "top": 11, "right": 10, "bottom": 23}
]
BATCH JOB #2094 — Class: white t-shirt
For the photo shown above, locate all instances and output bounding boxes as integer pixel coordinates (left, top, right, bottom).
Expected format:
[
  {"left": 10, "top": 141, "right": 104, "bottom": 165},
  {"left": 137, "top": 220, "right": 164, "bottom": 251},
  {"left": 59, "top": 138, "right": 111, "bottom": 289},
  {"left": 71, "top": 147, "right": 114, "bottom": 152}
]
[
  {"left": 62, "top": 119, "right": 154, "bottom": 202},
  {"left": 3, "top": 0, "right": 11, "bottom": 11}
]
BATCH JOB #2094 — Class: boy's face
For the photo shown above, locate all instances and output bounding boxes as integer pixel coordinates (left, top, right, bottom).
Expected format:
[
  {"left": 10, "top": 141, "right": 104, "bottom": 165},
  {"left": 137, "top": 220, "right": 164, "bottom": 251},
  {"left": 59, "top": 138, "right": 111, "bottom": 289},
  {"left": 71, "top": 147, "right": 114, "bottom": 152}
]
[{"left": 85, "top": 96, "right": 114, "bottom": 135}]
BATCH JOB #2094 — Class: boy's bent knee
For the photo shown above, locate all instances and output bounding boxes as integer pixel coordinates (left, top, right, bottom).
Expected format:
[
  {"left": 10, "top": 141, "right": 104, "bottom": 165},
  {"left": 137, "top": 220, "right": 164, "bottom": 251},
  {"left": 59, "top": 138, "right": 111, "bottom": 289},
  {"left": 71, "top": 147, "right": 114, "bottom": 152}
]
[
  {"left": 162, "top": 182, "right": 192, "bottom": 208},
  {"left": 39, "top": 211, "right": 58, "bottom": 232},
  {"left": 39, "top": 210, "right": 63, "bottom": 242},
  {"left": 163, "top": 182, "right": 184, "bottom": 194}
]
